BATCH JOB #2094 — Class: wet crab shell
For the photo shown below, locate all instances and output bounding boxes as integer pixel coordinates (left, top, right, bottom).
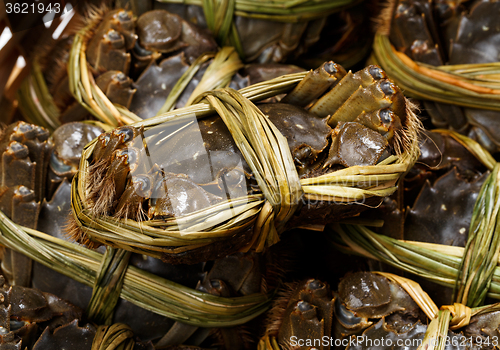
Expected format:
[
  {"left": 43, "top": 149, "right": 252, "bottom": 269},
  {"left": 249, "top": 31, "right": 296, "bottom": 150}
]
[
  {"left": 385, "top": 0, "right": 500, "bottom": 152},
  {"left": 150, "top": 2, "right": 329, "bottom": 63},
  {"left": 359, "top": 130, "right": 490, "bottom": 306},
  {"left": 263, "top": 272, "right": 500, "bottom": 350},
  {"left": 262, "top": 273, "right": 423, "bottom": 349}
]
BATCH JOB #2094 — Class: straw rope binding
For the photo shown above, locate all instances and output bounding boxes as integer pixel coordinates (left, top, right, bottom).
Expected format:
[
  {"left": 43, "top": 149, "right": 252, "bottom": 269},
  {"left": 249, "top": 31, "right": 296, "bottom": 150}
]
[
  {"left": 372, "top": 33, "right": 500, "bottom": 112},
  {"left": 69, "top": 68, "right": 421, "bottom": 260},
  {"left": 0, "top": 208, "right": 271, "bottom": 327}
]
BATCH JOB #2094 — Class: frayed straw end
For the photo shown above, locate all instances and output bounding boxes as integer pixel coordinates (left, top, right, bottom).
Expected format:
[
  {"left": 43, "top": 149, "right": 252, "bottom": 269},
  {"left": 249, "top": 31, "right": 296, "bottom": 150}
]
[{"left": 81, "top": 3, "right": 109, "bottom": 38}]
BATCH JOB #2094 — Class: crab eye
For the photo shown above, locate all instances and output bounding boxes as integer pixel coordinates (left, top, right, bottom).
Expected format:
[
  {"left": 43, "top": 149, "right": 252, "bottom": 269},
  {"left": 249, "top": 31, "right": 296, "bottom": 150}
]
[{"left": 379, "top": 109, "right": 393, "bottom": 125}]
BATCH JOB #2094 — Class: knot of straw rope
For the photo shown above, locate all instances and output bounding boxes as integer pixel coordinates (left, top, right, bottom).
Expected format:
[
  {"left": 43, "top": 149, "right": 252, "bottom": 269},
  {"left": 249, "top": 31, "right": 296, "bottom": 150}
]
[
  {"left": 455, "top": 163, "right": 500, "bottom": 307},
  {"left": 198, "top": 88, "right": 303, "bottom": 251},
  {"left": 441, "top": 303, "right": 472, "bottom": 330}
]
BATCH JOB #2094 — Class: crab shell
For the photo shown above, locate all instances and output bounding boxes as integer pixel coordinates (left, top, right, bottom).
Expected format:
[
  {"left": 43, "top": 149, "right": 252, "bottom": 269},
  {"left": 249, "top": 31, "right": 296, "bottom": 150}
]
[
  {"left": 152, "top": 3, "right": 326, "bottom": 63},
  {"left": 360, "top": 130, "right": 489, "bottom": 306},
  {"left": 264, "top": 273, "right": 423, "bottom": 349},
  {"left": 388, "top": 0, "right": 500, "bottom": 152}
]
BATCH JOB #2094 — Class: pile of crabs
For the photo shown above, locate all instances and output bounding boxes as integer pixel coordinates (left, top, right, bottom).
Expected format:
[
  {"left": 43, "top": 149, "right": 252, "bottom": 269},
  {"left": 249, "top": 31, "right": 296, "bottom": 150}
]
[{"left": 1, "top": 0, "right": 500, "bottom": 349}]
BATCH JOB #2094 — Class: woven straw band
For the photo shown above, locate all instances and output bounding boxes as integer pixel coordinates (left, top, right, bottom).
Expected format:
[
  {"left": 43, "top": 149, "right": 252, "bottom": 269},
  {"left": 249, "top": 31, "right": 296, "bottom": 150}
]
[
  {"left": 86, "top": 247, "right": 132, "bottom": 325},
  {"left": 17, "top": 61, "right": 61, "bottom": 131},
  {"left": 0, "top": 209, "right": 271, "bottom": 327},
  {"left": 257, "top": 273, "right": 500, "bottom": 350},
  {"left": 157, "top": 0, "right": 361, "bottom": 58},
  {"left": 69, "top": 14, "right": 243, "bottom": 128},
  {"left": 328, "top": 131, "right": 500, "bottom": 305},
  {"left": 372, "top": 33, "right": 500, "bottom": 111},
  {"left": 376, "top": 273, "right": 500, "bottom": 331},
  {"left": 156, "top": 0, "right": 358, "bottom": 21},
  {"left": 454, "top": 163, "right": 500, "bottom": 307}
]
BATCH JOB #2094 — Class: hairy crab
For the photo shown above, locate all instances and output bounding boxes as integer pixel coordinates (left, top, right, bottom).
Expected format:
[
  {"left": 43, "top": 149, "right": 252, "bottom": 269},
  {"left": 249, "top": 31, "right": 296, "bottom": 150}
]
[
  {"left": 384, "top": 0, "right": 500, "bottom": 152},
  {"left": 358, "top": 130, "right": 490, "bottom": 305},
  {"left": 133, "top": 1, "right": 328, "bottom": 64},
  {"left": 261, "top": 272, "right": 500, "bottom": 349},
  {"left": 0, "top": 121, "right": 279, "bottom": 348},
  {"left": 20, "top": 6, "right": 306, "bottom": 127},
  {"left": 72, "top": 61, "right": 410, "bottom": 264},
  {"left": 0, "top": 274, "right": 159, "bottom": 349}
]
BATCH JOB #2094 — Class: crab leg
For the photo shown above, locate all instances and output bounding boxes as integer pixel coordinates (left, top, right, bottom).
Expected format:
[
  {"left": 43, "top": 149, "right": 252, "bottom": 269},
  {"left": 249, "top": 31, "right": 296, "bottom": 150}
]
[
  {"left": 328, "top": 79, "right": 404, "bottom": 126},
  {"left": 310, "top": 65, "right": 386, "bottom": 117},
  {"left": 96, "top": 71, "right": 136, "bottom": 109},
  {"left": 353, "top": 108, "right": 403, "bottom": 140},
  {"left": 281, "top": 61, "right": 346, "bottom": 107}
]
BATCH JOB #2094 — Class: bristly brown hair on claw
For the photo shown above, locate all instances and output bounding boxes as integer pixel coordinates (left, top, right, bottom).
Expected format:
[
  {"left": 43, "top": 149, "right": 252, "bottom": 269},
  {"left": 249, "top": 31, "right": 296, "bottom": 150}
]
[
  {"left": 210, "top": 325, "right": 255, "bottom": 350},
  {"left": 86, "top": 153, "right": 117, "bottom": 219},
  {"left": 36, "top": 11, "right": 85, "bottom": 86},
  {"left": 75, "top": 2, "right": 110, "bottom": 52},
  {"left": 65, "top": 210, "right": 101, "bottom": 249},
  {"left": 374, "top": 0, "right": 397, "bottom": 36},
  {"left": 393, "top": 98, "right": 423, "bottom": 164},
  {"left": 67, "top": 155, "right": 114, "bottom": 247},
  {"left": 264, "top": 281, "right": 299, "bottom": 337}
]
